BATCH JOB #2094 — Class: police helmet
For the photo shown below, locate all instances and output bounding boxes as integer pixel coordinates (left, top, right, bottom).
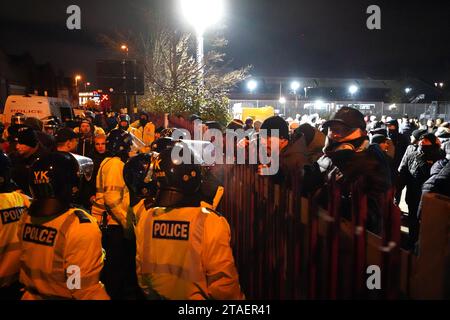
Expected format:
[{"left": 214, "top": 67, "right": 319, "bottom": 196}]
[
  {"left": 152, "top": 140, "right": 203, "bottom": 196},
  {"left": 123, "top": 152, "right": 158, "bottom": 207},
  {"left": 84, "top": 110, "right": 96, "bottom": 122},
  {"left": 106, "top": 129, "right": 133, "bottom": 158},
  {"left": 151, "top": 137, "right": 177, "bottom": 153},
  {"left": 11, "top": 112, "right": 27, "bottom": 125},
  {"left": 29, "top": 152, "right": 80, "bottom": 216},
  {"left": 0, "top": 153, "right": 13, "bottom": 193},
  {"left": 118, "top": 114, "right": 131, "bottom": 124}
]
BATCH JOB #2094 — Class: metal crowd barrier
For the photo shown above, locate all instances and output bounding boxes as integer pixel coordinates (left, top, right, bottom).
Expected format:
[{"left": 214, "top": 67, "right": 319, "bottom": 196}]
[{"left": 219, "top": 164, "right": 449, "bottom": 300}]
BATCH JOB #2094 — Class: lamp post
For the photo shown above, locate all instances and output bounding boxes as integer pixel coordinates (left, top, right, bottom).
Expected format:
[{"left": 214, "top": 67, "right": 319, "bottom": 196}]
[
  {"left": 181, "top": 0, "right": 224, "bottom": 86},
  {"left": 247, "top": 80, "right": 258, "bottom": 107},
  {"left": 120, "top": 44, "right": 131, "bottom": 114},
  {"left": 291, "top": 81, "right": 300, "bottom": 109},
  {"left": 75, "top": 75, "right": 82, "bottom": 106},
  {"left": 279, "top": 96, "right": 287, "bottom": 117}
]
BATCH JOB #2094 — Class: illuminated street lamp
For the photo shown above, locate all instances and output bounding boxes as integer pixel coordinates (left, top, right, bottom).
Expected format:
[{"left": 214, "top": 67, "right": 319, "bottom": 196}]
[
  {"left": 405, "top": 87, "right": 412, "bottom": 94},
  {"left": 247, "top": 80, "right": 257, "bottom": 93},
  {"left": 121, "top": 44, "right": 129, "bottom": 57},
  {"left": 290, "top": 81, "right": 300, "bottom": 93},
  {"left": 180, "top": 0, "right": 224, "bottom": 84},
  {"left": 75, "top": 75, "right": 82, "bottom": 87},
  {"left": 349, "top": 85, "right": 359, "bottom": 95},
  {"left": 291, "top": 81, "right": 300, "bottom": 108}
]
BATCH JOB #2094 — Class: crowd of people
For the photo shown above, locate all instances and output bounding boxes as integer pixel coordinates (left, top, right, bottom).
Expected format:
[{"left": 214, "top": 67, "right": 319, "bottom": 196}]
[{"left": 0, "top": 105, "right": 449, "bottom": 300}]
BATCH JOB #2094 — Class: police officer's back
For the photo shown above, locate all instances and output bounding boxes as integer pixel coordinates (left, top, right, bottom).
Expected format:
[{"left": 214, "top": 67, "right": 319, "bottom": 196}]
[
  {"left": 0, "top": 153, "right": 30, "bottom": 299},
  {"left": 129, "top": 141, "right": 244, "bottom": 300},
  {"left": 18, "top": 152, "right": 109, "bottom": 300}
]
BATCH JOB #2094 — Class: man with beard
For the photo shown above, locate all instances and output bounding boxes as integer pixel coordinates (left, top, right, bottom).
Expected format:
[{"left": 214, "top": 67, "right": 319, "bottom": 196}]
[
  {"left": 396, "top": 133, "right": 445, "bottom": 250},
  {"left": 303, "top": 107, "right": 391, "bottom": 234}
]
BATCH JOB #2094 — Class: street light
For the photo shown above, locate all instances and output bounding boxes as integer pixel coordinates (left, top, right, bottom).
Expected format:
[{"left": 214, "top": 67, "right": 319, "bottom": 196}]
[
  {"left": 120, "top": 44, "right": 129, "bottom": 57},
  {"left": 290, "top": 81, "right": 300, "bottom": 93},
  {"left": 291, "top": 81, "right": 300, "bottom": 109},
  {"left": 75, "top": 75, "right": 82, "bottom": 87},
  {"left": 180, "top": 0, "right": 224, "bottom": 83},
  {"left": 349, "top": 85, "right": 359, "bottom": 95},
  {"left": 405, "top": 87, "right": 412, "bottom": 94},
  {"left": 247, "top": 80, "right": 257, "bottom": 93}
]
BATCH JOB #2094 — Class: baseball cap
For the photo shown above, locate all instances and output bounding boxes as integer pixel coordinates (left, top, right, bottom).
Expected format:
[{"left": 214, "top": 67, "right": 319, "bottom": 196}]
[
  {"left": 322, "top": 107, "right": 366, "bottom": 130},
  {"left": 260, "top": 116, "right": 289, "bottom": 140},
  {"left": 54, "top": 128, "right": 78, "bottom": 144}
]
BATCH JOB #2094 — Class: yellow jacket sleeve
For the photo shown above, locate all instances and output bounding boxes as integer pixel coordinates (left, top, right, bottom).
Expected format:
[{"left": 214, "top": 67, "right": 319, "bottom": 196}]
[
  {"left": 202, "top": 214, "right": 245, "bottom": 300},
  {"left": 65, "top": 216, "right": 110, "bottom": 300},
  {"left": 103, "top": 160, "right": 128, "bottom": 228}
]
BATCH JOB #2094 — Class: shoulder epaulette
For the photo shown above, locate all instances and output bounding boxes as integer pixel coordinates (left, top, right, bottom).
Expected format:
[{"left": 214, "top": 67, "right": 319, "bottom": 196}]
[
  {"left": 201, "top": 207, "right": 223, "bottom": 217},
  {"left": 73, "top": 210, "right": 91, "bottom": 224}
]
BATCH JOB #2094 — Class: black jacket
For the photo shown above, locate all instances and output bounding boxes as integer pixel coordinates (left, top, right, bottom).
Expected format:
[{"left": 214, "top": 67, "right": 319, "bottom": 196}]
[
  {"left": 396, "top": 149, "right": 444, "bottom": 209},
  {"left": 422, "top": 159, "right": 450, "bottom": 197},
  {"left": 303, "top": 144, "right": 391, "bottom": 234}
]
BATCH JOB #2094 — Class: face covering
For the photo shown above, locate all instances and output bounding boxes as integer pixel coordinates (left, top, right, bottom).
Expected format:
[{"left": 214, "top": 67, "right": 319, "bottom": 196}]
[
  {"left": 388, "top": 129, "right": 398, "bottom": 141},
  {"left": 419, "top": 145, "right": 441, "bottom": 161},
  {"left": 139, "top": 118, "right": 148, "bottom": 127}
]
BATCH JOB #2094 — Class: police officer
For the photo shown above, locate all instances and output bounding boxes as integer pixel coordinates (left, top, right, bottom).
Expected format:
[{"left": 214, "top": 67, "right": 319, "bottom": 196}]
[
  {"left": 3, "top": 113, "right": 27, "bottom": 153},
  {"left": 130, "top": 111, "right": 156, "bottom": 146},
  {"left": 18, "top": 152, "right": 109, "bottom": 300},
  {"left": 0, "top": 153, "right": 30, "bottom": 299},
  {"left": 123, "top": 152, "right": 158, "bottom": 224},
  {"left": 133, "top": 141, "right": 245, "bottom": 300},
  {"left": 90, "top": 129, "right": 140, "bottom": 299}
]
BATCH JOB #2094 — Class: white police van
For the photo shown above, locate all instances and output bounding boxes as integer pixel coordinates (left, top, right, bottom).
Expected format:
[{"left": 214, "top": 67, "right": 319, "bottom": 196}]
[{"left": 1, "top": 95, "right": 74, "bottom": 124}]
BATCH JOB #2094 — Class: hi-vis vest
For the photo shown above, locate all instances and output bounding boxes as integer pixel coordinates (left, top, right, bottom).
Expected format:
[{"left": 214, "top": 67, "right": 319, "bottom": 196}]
[
  {"left": 135, "top": 206, "right": 245, "bottom": 300},
  {"left": 91, "top": 157, "right": 130, "bottom": 228},
  {"left": 130, "top": 121, "right": 155, "bottom": 146},
  {"left": 0, "top": 192, "right": 30, "bottom": 288},
  {"left": 18, "top": 208, "right": 110, "bottom": 300}
]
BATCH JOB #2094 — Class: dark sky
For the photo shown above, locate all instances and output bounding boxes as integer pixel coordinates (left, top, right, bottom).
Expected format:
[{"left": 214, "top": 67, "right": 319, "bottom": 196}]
[{"left": 1, "top": 0, "right": 449, "bottom": 83}]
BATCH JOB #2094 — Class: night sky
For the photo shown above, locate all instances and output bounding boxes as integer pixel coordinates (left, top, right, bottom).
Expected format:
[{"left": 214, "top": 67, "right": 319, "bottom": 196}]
[{"left": 1, "top": 0, "right": 449, "bottom": 84}]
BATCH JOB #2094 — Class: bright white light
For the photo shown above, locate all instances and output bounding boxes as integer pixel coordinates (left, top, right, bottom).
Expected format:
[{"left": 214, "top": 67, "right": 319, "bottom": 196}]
[
  {"left": 279, "top": 96, "right": 287, "bottom": 104},
  {"left": 349, "top": 85, "right": 359, "bottom": 95},
  {"left": 290, "top": 81, "right": 300, "bottom": 92},
  {"left": 180, "top": 0, "right": 224, "bottom": 34},
  {"left": 405, "top": 87, "right": 412, "bottom": 94},
  {"left": 247, "top": 80, "right": 257, "bottom": 92},
  {"left": 439, "top": 82, "right": 444, "bottom": 88}
]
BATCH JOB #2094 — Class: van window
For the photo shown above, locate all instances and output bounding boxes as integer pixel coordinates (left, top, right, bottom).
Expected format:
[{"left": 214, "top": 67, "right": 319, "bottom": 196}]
[
  {"left": 49, "top": 100, "right": 73, "bottom": 120},
  {"left": 60, "top": 107, "right": 74, "bottom": 120}
]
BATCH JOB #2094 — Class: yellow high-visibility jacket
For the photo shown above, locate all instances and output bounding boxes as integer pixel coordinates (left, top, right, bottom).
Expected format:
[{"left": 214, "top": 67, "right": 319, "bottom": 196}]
[
  {"left": 135, "top": 206, "right": 245, "bottom": 300},
  {"left": 18, "top": 208, "right": 110, "bottom": 300},
  {"left": 0, "top": 191, "right": 30, "bottom": 288},
  {"left": 130, "top": 121, "right": 155, "bottom": 146},
  {"left": 91, "top": 157, "right": 130, "bottom": 228}
]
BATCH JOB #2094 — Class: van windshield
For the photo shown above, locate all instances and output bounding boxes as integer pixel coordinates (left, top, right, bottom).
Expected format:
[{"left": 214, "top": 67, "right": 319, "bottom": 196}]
[{"left": 49, "top": 100, "right": 74, "bottom": 120}]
